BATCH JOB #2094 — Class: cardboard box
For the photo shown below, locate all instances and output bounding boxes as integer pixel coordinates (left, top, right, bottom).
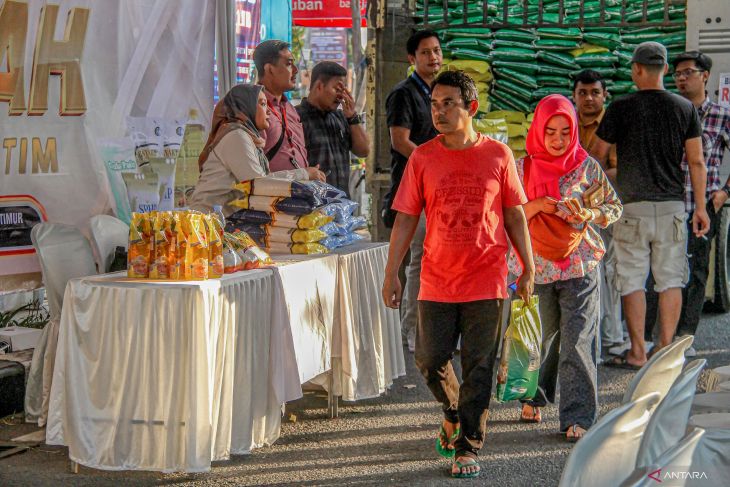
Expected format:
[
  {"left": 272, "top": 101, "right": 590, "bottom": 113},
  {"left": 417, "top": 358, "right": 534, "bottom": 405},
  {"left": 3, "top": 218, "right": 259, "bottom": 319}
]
[{"left": 0, "top": 326, "right": 43, "bottom": 352}]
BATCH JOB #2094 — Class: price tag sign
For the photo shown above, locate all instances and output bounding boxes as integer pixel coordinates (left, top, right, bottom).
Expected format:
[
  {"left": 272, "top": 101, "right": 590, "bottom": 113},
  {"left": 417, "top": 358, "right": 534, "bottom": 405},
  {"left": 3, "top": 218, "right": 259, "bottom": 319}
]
[{"left": 719, "top": 73, "right": 730, "bottom": 109}]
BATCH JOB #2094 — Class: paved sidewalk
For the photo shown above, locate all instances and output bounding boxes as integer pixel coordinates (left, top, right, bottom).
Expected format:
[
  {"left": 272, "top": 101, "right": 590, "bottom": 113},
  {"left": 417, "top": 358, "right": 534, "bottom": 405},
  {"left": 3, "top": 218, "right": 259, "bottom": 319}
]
[{"left": 1, "top": 311, "right": 728, "bottom": 486}]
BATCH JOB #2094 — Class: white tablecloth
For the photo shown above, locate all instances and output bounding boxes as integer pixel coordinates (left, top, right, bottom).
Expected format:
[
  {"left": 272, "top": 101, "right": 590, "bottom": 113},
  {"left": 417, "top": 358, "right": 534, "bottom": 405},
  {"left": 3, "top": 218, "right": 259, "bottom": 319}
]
[
  {"left": 331, "top": 242, "right": 405, "bottom": 401},
  {"left": 46, "top": 269, "right": 300, "bottom": 472}
]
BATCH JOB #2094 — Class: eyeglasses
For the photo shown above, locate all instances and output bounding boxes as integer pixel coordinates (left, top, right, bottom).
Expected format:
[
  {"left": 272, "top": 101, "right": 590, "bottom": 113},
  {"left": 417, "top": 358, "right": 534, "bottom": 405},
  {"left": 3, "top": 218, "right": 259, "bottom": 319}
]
[{"left": 672, "top": 68, "right": 705, "bottom": 79}]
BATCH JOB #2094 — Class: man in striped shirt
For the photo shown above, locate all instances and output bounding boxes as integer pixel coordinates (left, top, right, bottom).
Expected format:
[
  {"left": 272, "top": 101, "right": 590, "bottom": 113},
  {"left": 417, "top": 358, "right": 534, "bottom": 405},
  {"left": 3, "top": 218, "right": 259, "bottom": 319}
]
[{"left": 674, "top": 51, "right": 730, "bottom": 355}]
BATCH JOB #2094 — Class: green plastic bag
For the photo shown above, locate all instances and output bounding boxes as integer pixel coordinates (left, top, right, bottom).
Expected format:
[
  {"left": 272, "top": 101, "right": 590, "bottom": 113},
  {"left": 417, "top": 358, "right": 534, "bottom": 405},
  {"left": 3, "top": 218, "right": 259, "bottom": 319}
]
[
  {"left": 534, "top": 39, "right": 581, "bottom": 51},
  {"left": 492, "top": 47, "right": 537, "bottom": 62},
  {"left": 494, "top": 79, "right": 532, "bottom": 103},
  {"left": 453, "top": 49, "right": 492, "bottom": 63},
  {"left": 494, "top": 28, "right": 536, "bottom": 43},
  {"left": 575, "top": 53, "right": 619, "bottom": 67},
  {"left": 496, "top": 296, "right": 542, "bottom": 402},
  {"left": 536, "top": 75, "right": 570, "bottom": 88},
  {"left": 493, "top": 39, "right": 536, "bottom": 51},
  {"left": 446, "top": 38, "right": 492, "bottom": 52},
  {"left": 532, "top": 86, "right": 573, "bottom": 100},
  {"left": 497, "top": 68, "right": 539, "bottom": 89},
  {"left": 582, "top": 32, "right": 623, "bottom": 50},
  {"left": 536, "top": 27, "right": 583, "bottom": 41},
  {"left": 493, "top": 60, "right": 540, "bottom": 75},
  {"left": 491, "top": 91, "right": 531, "bottom": 113}
]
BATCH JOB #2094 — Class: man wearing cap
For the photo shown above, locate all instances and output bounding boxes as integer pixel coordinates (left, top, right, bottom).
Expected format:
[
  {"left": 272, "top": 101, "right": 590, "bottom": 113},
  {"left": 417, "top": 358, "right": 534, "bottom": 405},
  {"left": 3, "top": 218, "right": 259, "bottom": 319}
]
[
  {"left": 591, "top": 41, "right": 710, "bottom": 369},
  {"left": 672, "top": 51, "right": 730, "bottom": 356}
]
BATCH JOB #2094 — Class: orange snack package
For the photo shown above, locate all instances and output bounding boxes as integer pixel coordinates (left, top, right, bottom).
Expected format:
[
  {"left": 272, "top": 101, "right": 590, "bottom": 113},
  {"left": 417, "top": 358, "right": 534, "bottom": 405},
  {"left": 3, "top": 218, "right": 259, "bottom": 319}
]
[
  {"left": 185, "top": 213, "right": 209, "bottom": 280},
  {"left": 206, "top": 214, "right": 224, "bottom": 278},
  {"left": 227, "top": 230, "right": 273, "bottom": 270},
  {"left": 128, "top": 212, "right": 152, "bottom": 278},
  {"left": 168, "top": 211, "right": 183, "bottom": 280},
  {"left": 150, "top": 212, "right": 171, "bottom": 279}
]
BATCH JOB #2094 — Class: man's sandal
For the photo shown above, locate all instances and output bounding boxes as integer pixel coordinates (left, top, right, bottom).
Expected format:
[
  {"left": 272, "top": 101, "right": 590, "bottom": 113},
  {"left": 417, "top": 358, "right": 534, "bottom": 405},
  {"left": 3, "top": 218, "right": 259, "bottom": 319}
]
[
  {"left": 435, "top": 424, "right": 460, "bottom": 458},
  {"left": 566, "top": 424, "right": 586, "bottom": 443},
  {"left": 451, "top": 457, "right": 481, "bottom": 479},
  {"left": 520, "top": 404, "right": 542, "bottom": 423}
]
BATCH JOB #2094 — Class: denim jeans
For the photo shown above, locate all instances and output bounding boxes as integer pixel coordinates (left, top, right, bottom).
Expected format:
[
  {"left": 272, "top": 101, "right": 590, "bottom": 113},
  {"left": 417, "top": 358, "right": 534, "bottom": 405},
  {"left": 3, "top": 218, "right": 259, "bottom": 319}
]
[
  {"left": 415, "top": 299, "right": 503, "bottom": 459},
  {"left": 523, "top": 269, "right": 600, "bottom": 431}
]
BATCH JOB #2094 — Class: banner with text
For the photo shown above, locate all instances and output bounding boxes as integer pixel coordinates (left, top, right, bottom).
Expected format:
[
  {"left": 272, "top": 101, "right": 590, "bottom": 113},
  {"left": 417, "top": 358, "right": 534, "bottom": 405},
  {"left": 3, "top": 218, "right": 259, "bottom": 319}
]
[
  {"left": 292, "top": 0, "right": 367, "bottom": 28},
  {"left": 0, "top": 0, "right": 215, "bottom": 277}
]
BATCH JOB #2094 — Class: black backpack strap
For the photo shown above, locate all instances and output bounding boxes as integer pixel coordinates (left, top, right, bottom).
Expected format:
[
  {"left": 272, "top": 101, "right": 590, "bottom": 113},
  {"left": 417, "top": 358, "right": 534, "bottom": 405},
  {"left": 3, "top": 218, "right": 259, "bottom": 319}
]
[{"left": 265, "top": 129, "right": 285, "bottom": 161}]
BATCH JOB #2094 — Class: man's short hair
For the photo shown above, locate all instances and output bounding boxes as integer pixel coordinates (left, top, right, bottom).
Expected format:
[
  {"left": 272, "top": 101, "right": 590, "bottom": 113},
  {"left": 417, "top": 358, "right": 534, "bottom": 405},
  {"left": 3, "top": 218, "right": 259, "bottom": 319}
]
[
  {"left": 431, "top": 70, "right": 478, "bottom": 107},
  {"left": 672, "top": 51, "right": 713, "bottom": 72},
  {"left": 406, "top": 30, "right": 441, "bottom": 56},
  {"left": 310, "top": 61, "right": 348, "bottom": 88},
  {"left": 572, "top": 69, "right": 607, "bottom": 91},
  {"left": 253, "top": 39, "right": 290, "bottom": 76}
]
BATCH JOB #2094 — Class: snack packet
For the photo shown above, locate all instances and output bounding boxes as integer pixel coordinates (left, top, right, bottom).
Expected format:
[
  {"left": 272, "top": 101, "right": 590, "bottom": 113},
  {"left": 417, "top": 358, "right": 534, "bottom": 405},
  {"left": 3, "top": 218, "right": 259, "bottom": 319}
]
[
  {"left": 149, "top": 212, "right": 171, "bottom": 278},
  {"left": 266, "top": 242, "right": 329, "bottom": 255},
  {"left": 226, "top": 230, "right": 273, "bottom": 269},
  {"left": 206, "top": 214, "right": 224, "bottom": 278},
  {"left": 128, "top": 213, "right": 152, "bottom": 278},
  {"left": 170, "top": 211, "right": 186, "bottom": 280},
  {"left": 222, "top": 238, "right": 243, "bottom": 274},
  {"left": 185, "top": 213, "right": 209, "bottom": 280}
]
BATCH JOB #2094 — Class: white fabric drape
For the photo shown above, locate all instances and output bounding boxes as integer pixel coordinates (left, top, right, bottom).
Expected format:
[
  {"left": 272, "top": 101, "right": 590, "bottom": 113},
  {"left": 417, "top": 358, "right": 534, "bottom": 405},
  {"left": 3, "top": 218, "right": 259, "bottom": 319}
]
[
  {"left": 331, "top": 242, "right": 405, "bottom": 401},
  {"left": 46, "top": 269, "right": 294, "bottom": 472},
  {"left": 214, "top": 0, "right": 237, "bottom": 97}
]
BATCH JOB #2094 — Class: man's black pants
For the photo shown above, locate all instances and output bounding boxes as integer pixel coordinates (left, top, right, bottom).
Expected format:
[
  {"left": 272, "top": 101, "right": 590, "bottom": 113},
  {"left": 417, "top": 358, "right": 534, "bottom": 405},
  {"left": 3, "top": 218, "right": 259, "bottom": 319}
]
[{"left": 415, "top": 299, "right": 503, "bottom": 459}]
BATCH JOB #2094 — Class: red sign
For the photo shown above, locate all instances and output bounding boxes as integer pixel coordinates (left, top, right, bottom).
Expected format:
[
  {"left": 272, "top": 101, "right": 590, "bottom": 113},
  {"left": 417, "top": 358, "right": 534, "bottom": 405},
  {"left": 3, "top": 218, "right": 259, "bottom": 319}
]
[{"left": 292, "top": 0, "right": 367, "bottom": 28}]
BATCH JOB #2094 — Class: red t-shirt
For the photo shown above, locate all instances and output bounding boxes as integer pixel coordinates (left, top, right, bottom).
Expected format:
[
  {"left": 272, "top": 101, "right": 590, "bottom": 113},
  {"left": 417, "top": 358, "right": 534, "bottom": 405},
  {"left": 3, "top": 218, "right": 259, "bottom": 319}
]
[{"left": 393, "top": 134, "right": 527, "bottom": 302}]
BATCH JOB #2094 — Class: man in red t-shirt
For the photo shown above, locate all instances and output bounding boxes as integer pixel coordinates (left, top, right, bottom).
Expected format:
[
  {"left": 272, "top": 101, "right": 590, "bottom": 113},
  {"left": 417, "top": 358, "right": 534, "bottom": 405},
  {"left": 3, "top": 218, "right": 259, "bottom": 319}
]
[{"left": 382, "top": 71, "right": 535, "bottom": 479}]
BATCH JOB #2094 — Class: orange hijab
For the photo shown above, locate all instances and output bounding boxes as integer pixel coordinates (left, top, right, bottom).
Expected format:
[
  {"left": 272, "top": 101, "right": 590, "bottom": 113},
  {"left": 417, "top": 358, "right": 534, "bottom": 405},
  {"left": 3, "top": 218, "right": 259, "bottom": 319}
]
[{"left": 524, "top": 95, "right": 589, "bottom": 264}]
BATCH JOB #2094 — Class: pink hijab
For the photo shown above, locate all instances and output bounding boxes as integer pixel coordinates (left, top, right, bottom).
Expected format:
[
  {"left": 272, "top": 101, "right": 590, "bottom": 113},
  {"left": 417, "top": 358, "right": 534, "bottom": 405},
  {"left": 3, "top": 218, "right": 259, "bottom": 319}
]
[{"left": 525, "top": 94, "right": 588, "bottom": 200}]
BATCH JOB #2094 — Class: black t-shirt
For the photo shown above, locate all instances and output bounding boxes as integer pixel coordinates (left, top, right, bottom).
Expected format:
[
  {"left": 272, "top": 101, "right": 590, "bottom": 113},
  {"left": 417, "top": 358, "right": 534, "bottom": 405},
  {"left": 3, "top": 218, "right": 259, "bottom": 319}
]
[
  {"left": 382, "top": 74, "right": 438, "bottom": 224},
  {"left": 596, "top": 90, "right": 702, "bottom": 204}
]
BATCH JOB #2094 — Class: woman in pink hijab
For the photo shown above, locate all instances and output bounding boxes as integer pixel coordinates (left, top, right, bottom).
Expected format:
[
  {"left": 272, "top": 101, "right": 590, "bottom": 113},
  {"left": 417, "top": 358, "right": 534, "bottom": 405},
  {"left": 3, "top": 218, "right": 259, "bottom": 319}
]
[{"left": 507, "top": 95, "right": 622, "bottom": 441}]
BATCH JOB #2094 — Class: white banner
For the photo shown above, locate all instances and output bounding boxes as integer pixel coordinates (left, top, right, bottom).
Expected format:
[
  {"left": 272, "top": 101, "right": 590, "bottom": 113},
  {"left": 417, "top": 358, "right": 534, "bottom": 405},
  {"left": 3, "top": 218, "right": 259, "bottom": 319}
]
[{"left": 0, "top": 0, "right": 215, "bottom": 277}]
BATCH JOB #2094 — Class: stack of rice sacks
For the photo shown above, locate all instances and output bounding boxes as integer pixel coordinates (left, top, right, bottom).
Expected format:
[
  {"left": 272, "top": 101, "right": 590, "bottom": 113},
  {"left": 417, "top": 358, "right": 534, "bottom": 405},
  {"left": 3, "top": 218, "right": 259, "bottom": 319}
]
[
  {"left": 415, "top": 0, "right": 686, "bottom": 116},
  {"left": 227, "top": 178, "right": 367, "bottom": 254}
]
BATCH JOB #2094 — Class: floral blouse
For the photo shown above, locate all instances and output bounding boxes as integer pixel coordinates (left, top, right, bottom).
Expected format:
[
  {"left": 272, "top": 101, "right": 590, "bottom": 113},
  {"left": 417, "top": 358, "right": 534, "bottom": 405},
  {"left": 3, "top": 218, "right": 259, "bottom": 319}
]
[{"left": 508, "top": 156, "right": 623, "bottom": 284}]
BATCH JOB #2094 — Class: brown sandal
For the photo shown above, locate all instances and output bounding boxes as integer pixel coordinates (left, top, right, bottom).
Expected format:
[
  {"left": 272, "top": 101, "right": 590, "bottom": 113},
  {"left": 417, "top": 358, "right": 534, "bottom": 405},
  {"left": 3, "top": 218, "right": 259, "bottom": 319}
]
[
  {"left": 520, "top": 404, "right": 542, "bottom": 423},
  {"left": 566, "top": 424, "right": 586, "bottom": 442}
]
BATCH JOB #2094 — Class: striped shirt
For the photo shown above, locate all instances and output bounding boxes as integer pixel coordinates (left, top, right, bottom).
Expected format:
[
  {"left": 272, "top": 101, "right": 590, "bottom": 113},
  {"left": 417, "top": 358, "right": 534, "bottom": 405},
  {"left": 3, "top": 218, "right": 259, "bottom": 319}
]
[{"left": 683, "top": 97, "right": 730, "bottom": 212}]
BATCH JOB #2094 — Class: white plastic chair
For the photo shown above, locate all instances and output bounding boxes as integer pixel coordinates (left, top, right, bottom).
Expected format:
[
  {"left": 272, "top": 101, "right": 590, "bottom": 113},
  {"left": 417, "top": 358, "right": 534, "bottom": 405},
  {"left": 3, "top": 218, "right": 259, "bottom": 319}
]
[
  {"left": 88, "top": 214, "right": 129, "bottom": 273},
  {"left": 25, "top": 223, "right": 97, "bottom": 426},
  {"left": 691, "top": 391, "right": 730, "bottom": 414},
  {"left": 635, "top": 359, "right": 707, "bottom": 468},
  {"left": 623, "top": 335, "right": 693, "bottom": 406},
  {"left": 620, "top": 428, "right": 706, "bottom": 487},
  {"left": 559, "top": 393, "right": 661, "bottom": 487}
]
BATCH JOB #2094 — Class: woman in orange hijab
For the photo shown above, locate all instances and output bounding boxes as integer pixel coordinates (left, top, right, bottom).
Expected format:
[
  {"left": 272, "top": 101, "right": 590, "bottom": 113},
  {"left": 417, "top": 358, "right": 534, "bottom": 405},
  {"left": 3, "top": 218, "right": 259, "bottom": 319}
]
[{"left": 508, "top": 95, "right": 622, "bottom": 441}]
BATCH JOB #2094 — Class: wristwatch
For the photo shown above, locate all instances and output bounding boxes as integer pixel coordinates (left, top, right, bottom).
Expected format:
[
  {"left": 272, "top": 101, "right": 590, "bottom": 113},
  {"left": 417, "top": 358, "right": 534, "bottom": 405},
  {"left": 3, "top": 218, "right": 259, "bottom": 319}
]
[{"left": 346, "top": 113, "right": 364, "bottom": 125}]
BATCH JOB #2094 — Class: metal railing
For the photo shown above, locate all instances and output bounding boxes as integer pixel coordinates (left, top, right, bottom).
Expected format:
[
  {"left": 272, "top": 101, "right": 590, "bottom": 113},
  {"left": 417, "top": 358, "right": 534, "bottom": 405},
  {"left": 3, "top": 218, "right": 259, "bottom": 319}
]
[{"left": 415, "top": 0, "right": 687, "bottom": 28}]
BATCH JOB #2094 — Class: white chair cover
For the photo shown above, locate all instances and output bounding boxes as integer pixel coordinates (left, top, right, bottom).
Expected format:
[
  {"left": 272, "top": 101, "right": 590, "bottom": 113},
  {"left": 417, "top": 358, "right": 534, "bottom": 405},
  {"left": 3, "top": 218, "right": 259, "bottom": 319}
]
[
  {"left": 636, "top": 359, "right": 707, "bottom": 468},
  {"left": 559, "top": 393, "right": 661, "bottom": 487},
  {"left": 689, "top": 413, "right": 730, "bottom": 430},
  {"left": 88, "top": 214, "right": 129, "bottom": 273},
  {"left": 623, "top": 335, "right": 692, "bottom": 406},
  {"left": 691, "top": 392, "right": 730, "bottom": 414},
  {"left": 706, "top": 365, "right": 730, "bottom": 392},
  {"left": 24, "top": 223, "right": 97, "bottom": 426},
  {"left": 620, "top": 428, "right": 706, "bottom": 487},
  {"left": 718, "top": 382, "right": 730, "bottom": 392}
]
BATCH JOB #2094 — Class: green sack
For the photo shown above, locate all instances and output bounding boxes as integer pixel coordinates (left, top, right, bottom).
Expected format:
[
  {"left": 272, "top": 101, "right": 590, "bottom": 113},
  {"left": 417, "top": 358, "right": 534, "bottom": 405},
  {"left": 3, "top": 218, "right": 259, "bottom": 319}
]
[
  {"left": 497, "top": 68, "right": 539, "bottom": 89},
  {"left": 452, "top": 49, "right": 493, "bottom": 63},
  {"left": 493, "top": 60, "right": 540, "bottom": 75},
  {"left": 491, "top": 91, "right": 532, "bottom": 114},
  {"left": 582, "top": 32, "right": 623, "bottom": 50},
  {"left": 494, "top": 28, "right": 536, "bottom": 43},
  {"left": 496, "top": 296, "right": 542, "bottom": 402},
  {"left": 444, "top": 27, "right": 494, "bottom": 40},
  {"left": 492, "top": 47, "right": 538, "bottom": 62},
  {"left": 536, "top": 27, "right": 583, "bottom": 41},
  {"left": 571, "top": 66, "right": 617, "bottom": 78},
  {"left": 537, "top": 51, "right": 579, "bottom": 70},
  {"left": 575, "top": 53, "right": 619, "bottom": 67},
  {"left": 536, "top": 64, "right": 573, "bottom": 77},
  {"left": 494, "top": 78, "right": 532, "bottom": 102},
  {"left": 446, "top": 38, "right": 492, "bottom": 52},
  {"left": 532, "top": 86, "right": 573, "bottom": 100},
  {"left": 534, "top": 39, "right": 581, "bottom": 51},
  {"left": 620, "top": 28, "right": 663, "bottom": 43},
  {"left": 493, "top": 39, "right": 536, "bottom": 51},
  {"left": 536, "top": 75, "right": 570, "bottom": 88},
  {"left": 615, "top": 67, "right": 633, "bottom": 80}
]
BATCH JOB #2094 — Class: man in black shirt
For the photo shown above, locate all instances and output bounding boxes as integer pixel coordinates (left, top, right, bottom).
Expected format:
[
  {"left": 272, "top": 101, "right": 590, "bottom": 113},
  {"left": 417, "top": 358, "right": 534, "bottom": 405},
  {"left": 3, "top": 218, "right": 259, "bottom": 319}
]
[
  {"left": 591, "top": 42, "right": 709, "bottom": 369},
  {"left": 297, "top": 61, "right": 369, "bottom": 197},
  {"left": 383, "top": 30, "right": 442, "bottom": 353}
]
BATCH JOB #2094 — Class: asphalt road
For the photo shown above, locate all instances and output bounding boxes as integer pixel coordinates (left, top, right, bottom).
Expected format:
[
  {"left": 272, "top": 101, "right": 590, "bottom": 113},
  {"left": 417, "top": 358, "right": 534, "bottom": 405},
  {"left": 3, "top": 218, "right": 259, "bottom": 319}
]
[{"left": 1, "top": 310, "right": 728, "bottom": 486}]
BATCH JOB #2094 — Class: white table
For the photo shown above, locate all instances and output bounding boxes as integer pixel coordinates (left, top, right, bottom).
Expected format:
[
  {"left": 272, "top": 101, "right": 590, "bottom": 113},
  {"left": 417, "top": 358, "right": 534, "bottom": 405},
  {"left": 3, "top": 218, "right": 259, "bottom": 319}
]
[{"left": 46, "top": 269, "right": 301, "bottom": 472}]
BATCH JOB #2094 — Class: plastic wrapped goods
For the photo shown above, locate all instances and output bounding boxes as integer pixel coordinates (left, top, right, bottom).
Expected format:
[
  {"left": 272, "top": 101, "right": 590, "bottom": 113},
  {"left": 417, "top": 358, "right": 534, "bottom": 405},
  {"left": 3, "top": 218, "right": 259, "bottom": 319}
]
[{"left": 496, "top": 296, "right": 543, "bottom": 402}]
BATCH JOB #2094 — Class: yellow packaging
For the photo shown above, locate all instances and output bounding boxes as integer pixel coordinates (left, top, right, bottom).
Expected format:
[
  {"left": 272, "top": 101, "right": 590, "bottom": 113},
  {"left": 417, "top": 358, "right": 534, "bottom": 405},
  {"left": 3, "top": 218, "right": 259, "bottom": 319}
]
[
  {"left": 206, "top": 214, "right": 224, "bottom": 278},
  {"left": 128, "top": 213, "right": 152, "bottom": 278},
  {"left": 150, "top": 212, "right": 171, "bottom": 279},
  {"left": 169, "top": 211, "right": 185, "bottom": 280},
  {"left": 185, "top": 213, "right": 209, "bottom": 280}
]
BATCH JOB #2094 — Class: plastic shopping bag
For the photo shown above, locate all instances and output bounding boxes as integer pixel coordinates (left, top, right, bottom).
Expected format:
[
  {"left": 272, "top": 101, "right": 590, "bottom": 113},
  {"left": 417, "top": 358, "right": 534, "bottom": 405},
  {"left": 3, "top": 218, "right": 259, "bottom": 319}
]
[{"left": 496, "top": 296, "right": 542, "bottom": 402}]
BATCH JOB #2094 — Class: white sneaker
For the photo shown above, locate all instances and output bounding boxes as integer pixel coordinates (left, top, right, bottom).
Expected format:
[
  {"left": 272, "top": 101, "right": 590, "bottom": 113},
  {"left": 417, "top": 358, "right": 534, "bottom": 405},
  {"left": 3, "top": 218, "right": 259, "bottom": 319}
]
[{"left": 685, "top": 346, "right": 697, "bottom": 358}]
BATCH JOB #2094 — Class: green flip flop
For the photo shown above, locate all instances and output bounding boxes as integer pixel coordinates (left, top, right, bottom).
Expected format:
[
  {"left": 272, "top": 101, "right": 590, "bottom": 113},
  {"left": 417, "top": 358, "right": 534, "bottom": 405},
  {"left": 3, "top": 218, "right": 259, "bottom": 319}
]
[
  {"left": 435, "top": 425, "right": 460, "bottom": 458},
  {"left": 451, "top": 458, "right": 481, "bottom": 479}
]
